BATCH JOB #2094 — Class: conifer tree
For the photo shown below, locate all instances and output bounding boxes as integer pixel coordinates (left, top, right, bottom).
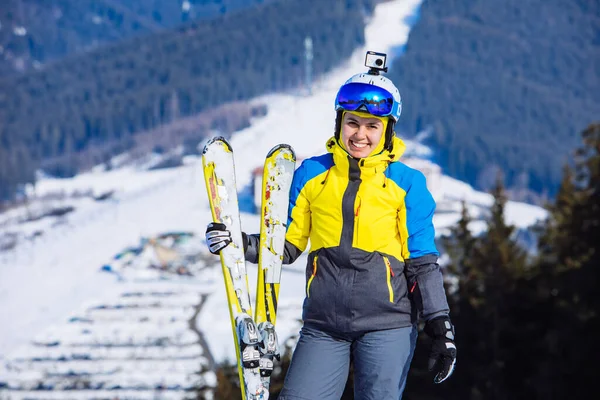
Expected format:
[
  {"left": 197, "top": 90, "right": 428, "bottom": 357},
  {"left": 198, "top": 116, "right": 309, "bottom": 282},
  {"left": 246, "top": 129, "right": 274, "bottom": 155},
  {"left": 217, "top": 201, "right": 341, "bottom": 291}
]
[
  {"left": 529, "top": 122, "right": 600, "bottom": 398},
  {"left": 438, "top": 200, "right": 482, "bottom": 395},
  {"left": 442, "top": 200, "right": 478, "bottom": 289},
  {"left": 459, "top": 179, "right": 529, "bottom": 399}
]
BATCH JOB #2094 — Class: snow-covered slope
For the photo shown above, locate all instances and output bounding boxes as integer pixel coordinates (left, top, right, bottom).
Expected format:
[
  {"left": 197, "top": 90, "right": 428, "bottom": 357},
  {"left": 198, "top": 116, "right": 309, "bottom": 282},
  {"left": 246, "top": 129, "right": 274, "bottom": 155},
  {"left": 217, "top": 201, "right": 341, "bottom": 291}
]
[{"left": 0, "top": 0, "right": 547, "bottom": 397}]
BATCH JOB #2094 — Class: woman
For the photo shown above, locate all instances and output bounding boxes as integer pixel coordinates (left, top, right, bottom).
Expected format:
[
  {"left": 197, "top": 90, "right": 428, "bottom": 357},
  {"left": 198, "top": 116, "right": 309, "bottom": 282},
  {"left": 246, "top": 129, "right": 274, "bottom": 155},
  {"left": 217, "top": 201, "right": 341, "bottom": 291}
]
[{"left": 206, "top": 58, "right": 456, "bottom": 399}]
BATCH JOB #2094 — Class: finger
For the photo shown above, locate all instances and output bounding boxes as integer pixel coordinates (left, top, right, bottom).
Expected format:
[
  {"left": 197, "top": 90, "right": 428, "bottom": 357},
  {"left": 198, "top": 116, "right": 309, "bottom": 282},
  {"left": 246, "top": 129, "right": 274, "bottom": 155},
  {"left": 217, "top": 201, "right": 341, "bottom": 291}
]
[
  {"left": 207, "top": 236, "right": 231, "bottom": 247},
  {"left": 209, "top": 239, "right": 231, "bottom": 254},
  {"left": 207, "top": 237, "right": 226, "bottom": 247},
  {"left": 434, "top": 355, "right": 456, "bottom": 384},
  {"left": 206, "top": 230, "right": 231, "bottom": 240}
]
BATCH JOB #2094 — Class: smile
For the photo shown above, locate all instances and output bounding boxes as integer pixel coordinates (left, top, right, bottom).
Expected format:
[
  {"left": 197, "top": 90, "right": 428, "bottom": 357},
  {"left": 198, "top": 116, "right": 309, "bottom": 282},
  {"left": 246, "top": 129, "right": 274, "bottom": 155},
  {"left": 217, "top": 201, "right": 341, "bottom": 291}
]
[{"left": 350, "top": 140, "right": 369, "bottom": 149}]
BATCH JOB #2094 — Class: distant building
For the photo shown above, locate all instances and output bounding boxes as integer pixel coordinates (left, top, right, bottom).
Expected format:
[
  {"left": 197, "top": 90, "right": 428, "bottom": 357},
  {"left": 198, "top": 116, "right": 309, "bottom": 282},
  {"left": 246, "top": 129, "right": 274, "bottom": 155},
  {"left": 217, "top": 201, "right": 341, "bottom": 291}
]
[
  {"left": 401, "top": 157, "right": 442, "bottom": 201},
  {"left": 252, "top": 166, "right": 263, "bottom": 213}
]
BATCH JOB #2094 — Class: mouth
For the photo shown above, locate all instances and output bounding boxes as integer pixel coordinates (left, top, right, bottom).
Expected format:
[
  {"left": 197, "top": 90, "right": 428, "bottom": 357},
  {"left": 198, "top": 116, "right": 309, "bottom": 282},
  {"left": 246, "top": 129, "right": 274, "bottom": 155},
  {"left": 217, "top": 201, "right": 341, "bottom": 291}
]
[{"left": 349, "top": 140, "right": 369, "bottom": 150}]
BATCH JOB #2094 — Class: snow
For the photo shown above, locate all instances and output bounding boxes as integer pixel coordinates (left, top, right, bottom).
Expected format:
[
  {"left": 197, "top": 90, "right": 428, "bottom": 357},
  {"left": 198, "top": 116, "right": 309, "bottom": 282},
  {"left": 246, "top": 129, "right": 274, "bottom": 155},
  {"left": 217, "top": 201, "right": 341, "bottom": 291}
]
[{"left": 0, "top": 0, "right": 547, "bottom": 397}]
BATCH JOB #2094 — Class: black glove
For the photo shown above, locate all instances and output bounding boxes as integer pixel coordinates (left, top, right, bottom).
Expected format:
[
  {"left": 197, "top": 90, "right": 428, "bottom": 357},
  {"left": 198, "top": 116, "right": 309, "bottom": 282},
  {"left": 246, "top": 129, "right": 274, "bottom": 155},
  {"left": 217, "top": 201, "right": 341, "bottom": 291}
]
[
  {"left": 205, "top": 222, "right": 232, "bottom": 255},
  {"left": 424, "top": 315, "right": 457, "bottom": 384}
]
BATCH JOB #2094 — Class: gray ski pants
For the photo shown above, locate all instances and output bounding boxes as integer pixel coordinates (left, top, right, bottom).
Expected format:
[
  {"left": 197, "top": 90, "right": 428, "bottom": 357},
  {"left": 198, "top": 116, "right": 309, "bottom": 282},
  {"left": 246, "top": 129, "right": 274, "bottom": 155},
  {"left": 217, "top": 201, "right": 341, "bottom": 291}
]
[{"left": 278, "top": 324, "right": 418, "bottom": 400}]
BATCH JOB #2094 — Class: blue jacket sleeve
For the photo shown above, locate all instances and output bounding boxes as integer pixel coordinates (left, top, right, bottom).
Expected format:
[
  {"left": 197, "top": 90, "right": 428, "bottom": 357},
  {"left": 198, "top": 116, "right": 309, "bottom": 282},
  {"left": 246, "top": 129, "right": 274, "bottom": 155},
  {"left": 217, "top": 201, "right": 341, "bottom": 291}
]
[{"left": 402, "top": 170, "right": 449, "bottom": 321}]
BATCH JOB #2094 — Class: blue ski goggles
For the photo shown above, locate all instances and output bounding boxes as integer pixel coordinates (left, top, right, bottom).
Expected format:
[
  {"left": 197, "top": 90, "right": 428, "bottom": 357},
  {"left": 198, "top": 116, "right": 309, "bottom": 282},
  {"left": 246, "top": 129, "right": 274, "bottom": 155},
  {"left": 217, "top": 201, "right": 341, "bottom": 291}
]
[{"left": 335, "top": 82, "right": 396, "bottom": 118}]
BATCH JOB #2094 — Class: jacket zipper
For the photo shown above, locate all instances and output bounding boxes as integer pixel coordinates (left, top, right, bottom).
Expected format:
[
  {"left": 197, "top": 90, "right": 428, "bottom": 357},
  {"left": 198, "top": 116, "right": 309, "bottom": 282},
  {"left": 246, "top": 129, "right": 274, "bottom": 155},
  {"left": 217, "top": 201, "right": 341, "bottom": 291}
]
[
  {"left": 383, "top": 256, "right": 394, "bottom": 303},
  {"left": 306, "top": 255, "right": 319, "bottom": 297},
  {"left": 354, "top": 197, "right": 361, "bottom": 245}
]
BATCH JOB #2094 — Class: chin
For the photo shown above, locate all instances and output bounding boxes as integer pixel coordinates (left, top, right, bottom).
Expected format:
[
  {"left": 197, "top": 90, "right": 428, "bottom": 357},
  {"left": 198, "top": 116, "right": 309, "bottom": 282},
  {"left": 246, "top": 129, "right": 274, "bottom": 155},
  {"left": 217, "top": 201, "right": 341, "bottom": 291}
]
[
  {"left": 350, "top": 150, "right": 369, "bottom": 158},
  {"left": 347, "top": 144, "right": 369, "bottom": 158}
]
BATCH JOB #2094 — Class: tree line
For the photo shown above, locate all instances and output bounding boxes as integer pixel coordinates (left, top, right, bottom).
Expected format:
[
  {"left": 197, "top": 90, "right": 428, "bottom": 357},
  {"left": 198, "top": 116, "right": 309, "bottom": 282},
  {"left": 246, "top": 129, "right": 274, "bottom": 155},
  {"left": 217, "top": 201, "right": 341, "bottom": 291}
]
[
  {"left": 213, "top": 122, "right": 600, "bottom": 399},
  {"left": 389, "top": 0, "right": 599, "bottom": 203},
  {"left": 0, "top": 0, "right": 282, "bottom": 77},
  {"left": 0, "top": 0, "right": 375, "bottom": 201}
]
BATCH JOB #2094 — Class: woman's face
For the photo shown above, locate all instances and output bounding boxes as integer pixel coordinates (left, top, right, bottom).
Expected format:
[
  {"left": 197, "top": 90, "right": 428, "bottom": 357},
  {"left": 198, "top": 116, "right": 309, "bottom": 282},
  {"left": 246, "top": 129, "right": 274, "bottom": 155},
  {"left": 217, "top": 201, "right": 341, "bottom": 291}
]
[{"left": 341, "top": 112, "right": 385, "bottom": 158}]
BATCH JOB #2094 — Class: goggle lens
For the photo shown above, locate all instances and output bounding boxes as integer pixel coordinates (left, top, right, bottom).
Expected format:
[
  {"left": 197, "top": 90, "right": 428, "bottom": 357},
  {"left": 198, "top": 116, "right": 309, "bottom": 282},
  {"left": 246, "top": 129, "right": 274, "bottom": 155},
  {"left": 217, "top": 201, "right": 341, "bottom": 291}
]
[{"left": 336, "top": 82, "right": 394, "bottom": 117}]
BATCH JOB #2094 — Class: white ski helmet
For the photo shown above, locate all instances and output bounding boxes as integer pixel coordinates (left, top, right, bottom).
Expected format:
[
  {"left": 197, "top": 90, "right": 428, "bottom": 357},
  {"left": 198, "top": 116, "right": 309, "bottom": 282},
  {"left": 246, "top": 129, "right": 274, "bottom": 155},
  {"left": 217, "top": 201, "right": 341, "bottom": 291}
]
[
  {"left": 335, "top": 73, "right": 402, "bottom": 122},
  {"left": 334, "top": 72, "right": 402, "bottom": 151}
]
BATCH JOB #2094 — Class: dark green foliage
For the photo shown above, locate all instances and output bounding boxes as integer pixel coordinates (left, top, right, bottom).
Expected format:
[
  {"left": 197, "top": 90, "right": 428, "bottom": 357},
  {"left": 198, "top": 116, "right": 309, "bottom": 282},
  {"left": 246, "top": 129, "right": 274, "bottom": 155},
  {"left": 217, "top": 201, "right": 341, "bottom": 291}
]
[
  {"left": 404, "top": 123, "right": 599, "bottom": 399},
  {"left": 0, "top": 0, "right": 283, "bottom": 76},
  {"left": 442, "top": 200, "right": 478, "bottom": 288},
  {"left": 389, "top": 0, "right": 599, "bottom": 200},
  {"left": 408, "top": 180, "right": 530, "bottom": 399},
  {"left": 526, "top": 122, "right": 600, "bottom": 399},
  {"left": 0, "top": 0, "right": 375, "bottom": 201}
]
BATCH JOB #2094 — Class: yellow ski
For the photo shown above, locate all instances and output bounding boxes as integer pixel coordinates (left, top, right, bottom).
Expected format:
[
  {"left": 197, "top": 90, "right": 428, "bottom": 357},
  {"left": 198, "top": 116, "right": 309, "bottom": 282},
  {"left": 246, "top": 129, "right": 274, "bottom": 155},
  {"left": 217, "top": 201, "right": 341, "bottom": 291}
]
[
  {"left": 202, "top": 136, "right": 267, "bottom": 400},
  {"left": 254, "top": 144, "right": 296, "bottom": 389}
]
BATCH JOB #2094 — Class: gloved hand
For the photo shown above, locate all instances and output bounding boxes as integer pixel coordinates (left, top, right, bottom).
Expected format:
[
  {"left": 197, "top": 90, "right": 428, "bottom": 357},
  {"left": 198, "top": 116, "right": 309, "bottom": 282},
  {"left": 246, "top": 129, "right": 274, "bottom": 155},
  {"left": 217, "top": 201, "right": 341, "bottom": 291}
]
[
  {"left": 205, "top": 222, "right": 232, "bottom": 255},
  {"left": 424, "top": 315, "right": 457, "bottom": 384}
]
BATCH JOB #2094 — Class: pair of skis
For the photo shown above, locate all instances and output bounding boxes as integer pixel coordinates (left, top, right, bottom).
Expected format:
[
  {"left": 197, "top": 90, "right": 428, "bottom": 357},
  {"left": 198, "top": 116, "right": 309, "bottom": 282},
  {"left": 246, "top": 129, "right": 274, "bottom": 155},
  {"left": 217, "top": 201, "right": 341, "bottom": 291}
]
[{"left": 201, "top": 136, "right": 296, "bottom": 399}]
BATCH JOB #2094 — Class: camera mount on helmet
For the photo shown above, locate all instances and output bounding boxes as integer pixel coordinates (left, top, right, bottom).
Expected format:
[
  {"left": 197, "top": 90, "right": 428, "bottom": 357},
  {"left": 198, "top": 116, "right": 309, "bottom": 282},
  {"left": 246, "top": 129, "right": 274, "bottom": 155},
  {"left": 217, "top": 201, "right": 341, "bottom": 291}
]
[{"left": 364, "top": 51, "right": 388, "bottom": 75}]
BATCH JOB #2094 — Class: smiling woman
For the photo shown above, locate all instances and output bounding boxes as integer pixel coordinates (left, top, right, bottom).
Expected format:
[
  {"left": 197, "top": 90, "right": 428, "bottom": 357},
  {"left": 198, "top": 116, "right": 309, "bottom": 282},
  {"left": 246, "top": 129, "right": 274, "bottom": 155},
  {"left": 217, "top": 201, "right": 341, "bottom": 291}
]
[{"left": 205, "top": 50, "right": 458, "bottom": 399}]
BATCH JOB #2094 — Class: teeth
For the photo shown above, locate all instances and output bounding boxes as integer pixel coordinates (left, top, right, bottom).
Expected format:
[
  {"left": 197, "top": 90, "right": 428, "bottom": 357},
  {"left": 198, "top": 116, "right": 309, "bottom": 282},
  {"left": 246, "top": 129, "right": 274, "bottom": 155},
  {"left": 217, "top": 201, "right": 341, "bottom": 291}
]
[{"left": 352, "top": 141, "right": 368, "bottom": 148}]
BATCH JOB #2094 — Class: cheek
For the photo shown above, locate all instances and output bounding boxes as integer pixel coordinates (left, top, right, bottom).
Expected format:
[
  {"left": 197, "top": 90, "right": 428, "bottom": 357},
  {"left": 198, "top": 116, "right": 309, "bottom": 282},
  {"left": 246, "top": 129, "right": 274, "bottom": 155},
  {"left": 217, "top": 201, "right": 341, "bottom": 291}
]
[
  {"left": 340, "top": 126, "right": 353, "bottom": 142},
  {"left": 369, "top": 129, "right": 384, "bottom": 143}
]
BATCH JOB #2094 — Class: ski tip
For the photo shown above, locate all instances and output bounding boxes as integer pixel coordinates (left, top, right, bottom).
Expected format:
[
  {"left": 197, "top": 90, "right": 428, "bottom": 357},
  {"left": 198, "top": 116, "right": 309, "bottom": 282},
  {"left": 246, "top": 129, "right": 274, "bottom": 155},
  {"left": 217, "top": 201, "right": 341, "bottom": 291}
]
[
  {"left": 202, "top": 136, "right": 233, "bottom": 154},
  {"left": 266, "top": 143, "right": 296, "bottom": 160}
]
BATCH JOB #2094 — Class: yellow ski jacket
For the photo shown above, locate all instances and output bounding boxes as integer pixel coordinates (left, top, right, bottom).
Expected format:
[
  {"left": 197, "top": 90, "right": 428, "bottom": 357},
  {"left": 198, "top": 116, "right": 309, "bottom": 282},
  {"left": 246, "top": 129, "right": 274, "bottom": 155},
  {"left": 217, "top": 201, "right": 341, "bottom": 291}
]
[{"left": 247, "top": 136, "right": 450, "bottom": 333}]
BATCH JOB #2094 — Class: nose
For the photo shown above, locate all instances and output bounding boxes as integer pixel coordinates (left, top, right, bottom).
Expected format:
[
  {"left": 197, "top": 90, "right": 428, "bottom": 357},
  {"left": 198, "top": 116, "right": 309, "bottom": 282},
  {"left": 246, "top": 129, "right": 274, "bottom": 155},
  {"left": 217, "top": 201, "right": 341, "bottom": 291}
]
[{"left": 355, "top": 124, "right": 369, "bottom": 138}]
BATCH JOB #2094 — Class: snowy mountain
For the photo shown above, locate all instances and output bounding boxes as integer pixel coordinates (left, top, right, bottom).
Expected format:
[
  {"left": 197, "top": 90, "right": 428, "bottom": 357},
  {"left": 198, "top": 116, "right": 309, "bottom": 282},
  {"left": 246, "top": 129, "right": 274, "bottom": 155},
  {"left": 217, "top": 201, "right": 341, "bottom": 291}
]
[{"left": 0, "top": 0, "right": 547, "bottom": 398}]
